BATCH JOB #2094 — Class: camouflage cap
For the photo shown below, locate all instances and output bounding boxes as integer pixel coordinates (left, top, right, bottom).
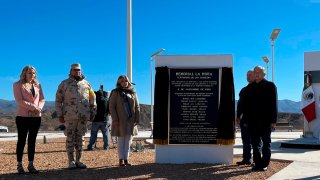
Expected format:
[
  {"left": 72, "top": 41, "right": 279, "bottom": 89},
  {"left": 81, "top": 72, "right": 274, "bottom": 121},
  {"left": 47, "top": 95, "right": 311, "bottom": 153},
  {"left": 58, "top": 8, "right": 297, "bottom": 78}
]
[{"left": 71, "top": 63, "right": 81, "bottom": 70}]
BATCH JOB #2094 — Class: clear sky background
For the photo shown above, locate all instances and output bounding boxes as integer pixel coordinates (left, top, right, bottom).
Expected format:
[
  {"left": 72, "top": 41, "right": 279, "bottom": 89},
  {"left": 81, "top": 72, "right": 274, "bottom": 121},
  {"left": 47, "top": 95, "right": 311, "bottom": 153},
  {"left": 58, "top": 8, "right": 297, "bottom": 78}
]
[{"left": 1, "top": 0, "right": 320, "bottom": 104}]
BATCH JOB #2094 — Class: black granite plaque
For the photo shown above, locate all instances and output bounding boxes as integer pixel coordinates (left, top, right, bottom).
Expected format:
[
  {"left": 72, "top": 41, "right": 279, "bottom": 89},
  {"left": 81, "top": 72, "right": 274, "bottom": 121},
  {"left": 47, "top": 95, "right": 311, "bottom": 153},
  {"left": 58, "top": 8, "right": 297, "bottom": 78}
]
[{"left": 169, "top": 69, "right": 219, "bottom": 144}]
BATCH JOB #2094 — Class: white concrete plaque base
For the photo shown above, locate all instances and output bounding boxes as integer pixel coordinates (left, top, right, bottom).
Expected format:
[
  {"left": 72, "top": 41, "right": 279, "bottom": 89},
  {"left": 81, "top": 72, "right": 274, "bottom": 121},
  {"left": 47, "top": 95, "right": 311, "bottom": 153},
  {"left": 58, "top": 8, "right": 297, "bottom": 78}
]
[{"left": 155, "top": 145, "right": 233, "bottom": 164}]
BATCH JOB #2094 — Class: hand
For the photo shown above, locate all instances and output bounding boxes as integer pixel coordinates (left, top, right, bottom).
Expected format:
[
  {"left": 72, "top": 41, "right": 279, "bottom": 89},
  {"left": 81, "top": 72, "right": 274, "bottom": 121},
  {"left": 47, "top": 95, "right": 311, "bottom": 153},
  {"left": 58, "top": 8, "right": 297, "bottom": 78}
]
[
  {"left": 34, "top": 107, "right": 42, "bottom": 113},
  {"left": 59, "top": 117, "right": 65, "bottom": 123},
  {"left": 235, "top": 117, "right": 240, "bottom": 125},
  {"left": 271, "top": 123, "right": 276, "bottom": 128}
]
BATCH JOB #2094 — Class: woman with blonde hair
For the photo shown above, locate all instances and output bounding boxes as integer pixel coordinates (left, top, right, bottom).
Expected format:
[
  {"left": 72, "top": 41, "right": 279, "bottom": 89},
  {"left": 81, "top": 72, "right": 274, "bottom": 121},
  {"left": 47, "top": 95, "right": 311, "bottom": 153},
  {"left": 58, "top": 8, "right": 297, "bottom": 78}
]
[
  {"left": 13, "top": 65, "right": 45, "bottom": 174},
  {"left": 109, "top": 75, "right": 140, "bottom": 166}
]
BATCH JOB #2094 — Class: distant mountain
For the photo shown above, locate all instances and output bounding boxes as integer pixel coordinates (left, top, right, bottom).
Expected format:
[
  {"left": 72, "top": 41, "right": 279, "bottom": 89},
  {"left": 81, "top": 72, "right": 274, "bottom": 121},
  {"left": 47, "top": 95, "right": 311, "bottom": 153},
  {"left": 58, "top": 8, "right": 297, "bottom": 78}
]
[
  {"left": 0, "top": 99, "right": 16, "bottom": 114},
  {"left": 235, "top": 99, "right": 302, "bottom": 113},
  {"left": 0, "top": 99, "right": 151, "bottom": 132},
  {"left": 0, "top": 99, "right": 303, "bottom": 132},
  {"left": 0, "top": 99, "right": 55, "bottom": 114},
  {"left": 277, "top": 99, "right": 302, "bottom": 113},
  {"left": 1, "top": 99, "right": 302, "bottom": 114}
]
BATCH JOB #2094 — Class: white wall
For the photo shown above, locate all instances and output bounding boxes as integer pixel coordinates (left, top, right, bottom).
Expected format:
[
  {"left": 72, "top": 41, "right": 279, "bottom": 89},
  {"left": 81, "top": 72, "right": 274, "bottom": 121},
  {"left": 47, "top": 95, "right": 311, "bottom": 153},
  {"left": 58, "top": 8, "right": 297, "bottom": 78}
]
[{"left": 304, "top": 51, "right": 320, "bottom": 138}]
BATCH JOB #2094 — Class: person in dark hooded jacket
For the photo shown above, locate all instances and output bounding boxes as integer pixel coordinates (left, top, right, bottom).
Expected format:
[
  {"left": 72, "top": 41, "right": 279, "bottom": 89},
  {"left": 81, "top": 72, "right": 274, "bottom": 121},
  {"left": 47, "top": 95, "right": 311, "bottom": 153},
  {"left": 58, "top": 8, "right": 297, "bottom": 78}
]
[{"left": 87, "top": 85, "right": 110, "bottom": 150}]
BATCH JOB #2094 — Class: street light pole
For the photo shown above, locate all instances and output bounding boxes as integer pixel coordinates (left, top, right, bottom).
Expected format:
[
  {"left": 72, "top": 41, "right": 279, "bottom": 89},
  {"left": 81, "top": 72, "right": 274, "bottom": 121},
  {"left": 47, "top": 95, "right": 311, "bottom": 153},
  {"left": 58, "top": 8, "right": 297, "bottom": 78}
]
[
  {"left": 127, "top": 0, "right": 132, "bottom": 81},
  {"left": 271, "top": 40, "right": 274, "bottom": 82},
  {"left": 150, "top": 48, "right": 165, "bottom": 136},
  {"left": 270, "top": 28, "right": 280, "bottom": 83},
  {"left": 262, "top": 56, "right": 270, "bottom": 80},
  {"left": 150, "top": 56, "right": 153, "bottom": 131}
]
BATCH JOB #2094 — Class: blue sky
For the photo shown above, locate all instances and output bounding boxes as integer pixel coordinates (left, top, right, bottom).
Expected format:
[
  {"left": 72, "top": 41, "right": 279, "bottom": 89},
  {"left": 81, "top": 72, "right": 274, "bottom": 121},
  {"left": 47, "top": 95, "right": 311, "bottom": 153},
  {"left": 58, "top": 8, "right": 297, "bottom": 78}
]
[{"left": 1, "top": 0, "right": 320, "bottom": 104}]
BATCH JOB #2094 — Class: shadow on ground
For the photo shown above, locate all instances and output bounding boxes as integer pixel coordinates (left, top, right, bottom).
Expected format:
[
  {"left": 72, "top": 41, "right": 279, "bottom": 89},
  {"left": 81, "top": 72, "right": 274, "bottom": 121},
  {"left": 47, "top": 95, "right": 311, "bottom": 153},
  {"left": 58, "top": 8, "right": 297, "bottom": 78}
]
[{"left": 0, "top": 163, "right": 259, "bottom": 180}]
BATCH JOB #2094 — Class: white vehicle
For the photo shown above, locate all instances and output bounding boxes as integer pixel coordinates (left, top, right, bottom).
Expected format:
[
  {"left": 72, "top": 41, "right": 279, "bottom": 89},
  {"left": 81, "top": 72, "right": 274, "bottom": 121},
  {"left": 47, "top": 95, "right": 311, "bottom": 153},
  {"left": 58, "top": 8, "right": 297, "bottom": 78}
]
[{"left": 0, "top": 126, "right": 9, "bottom": 132}]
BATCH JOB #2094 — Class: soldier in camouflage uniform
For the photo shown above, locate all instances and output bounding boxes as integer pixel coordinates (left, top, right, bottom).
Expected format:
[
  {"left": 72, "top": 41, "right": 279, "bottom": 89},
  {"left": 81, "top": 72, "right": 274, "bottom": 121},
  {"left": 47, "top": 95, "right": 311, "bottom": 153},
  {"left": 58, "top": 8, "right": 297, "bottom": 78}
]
[{"left": 55, "top": 63, "right": 96, "bottom": 169}]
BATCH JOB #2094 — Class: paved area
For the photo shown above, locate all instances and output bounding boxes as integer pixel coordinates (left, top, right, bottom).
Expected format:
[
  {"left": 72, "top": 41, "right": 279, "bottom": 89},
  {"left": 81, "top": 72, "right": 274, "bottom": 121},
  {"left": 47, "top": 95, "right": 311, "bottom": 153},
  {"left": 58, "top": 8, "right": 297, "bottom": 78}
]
[
  {"left": 261, "top": 132, "right": 320, "bottom": 179},
  {"left": 0, "top": 130, "right": 152, "bottom": 142},
  {"left": 235, "top": 131, "right": 320, "bottom": 179},
  {"left": 1, "top": 131, "right": 320, "bottom": 179},
  {"left": 0, "top": 132, "right": 65, "bottom": 141}
]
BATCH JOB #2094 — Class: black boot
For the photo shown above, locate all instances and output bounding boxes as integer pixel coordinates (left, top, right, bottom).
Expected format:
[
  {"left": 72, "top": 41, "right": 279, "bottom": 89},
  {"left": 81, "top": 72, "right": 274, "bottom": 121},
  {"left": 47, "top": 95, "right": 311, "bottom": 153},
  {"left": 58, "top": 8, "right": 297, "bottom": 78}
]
[
  {"left": 124, "top": 160, "right": 131, "bottom": 166},
  {"left": 119, "top": 159, "right": 125, "bottom": 166},
  {"left": 27, "top": 161, "right": 39, "bottom": 174},
  {"left": 17, "top": 162, "right": 25, "bottom": 175},
  {"left": 236, "top": 159, "right": 252, "bottom": 165}
]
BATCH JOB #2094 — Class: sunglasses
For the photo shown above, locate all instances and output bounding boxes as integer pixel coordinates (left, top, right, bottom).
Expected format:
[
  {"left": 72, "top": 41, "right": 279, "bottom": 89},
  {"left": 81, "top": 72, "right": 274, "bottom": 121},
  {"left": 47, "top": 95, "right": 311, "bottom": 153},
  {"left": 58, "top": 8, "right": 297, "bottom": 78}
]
[{"left": 72, "top": 69, "right": 81, "bottom": 72}]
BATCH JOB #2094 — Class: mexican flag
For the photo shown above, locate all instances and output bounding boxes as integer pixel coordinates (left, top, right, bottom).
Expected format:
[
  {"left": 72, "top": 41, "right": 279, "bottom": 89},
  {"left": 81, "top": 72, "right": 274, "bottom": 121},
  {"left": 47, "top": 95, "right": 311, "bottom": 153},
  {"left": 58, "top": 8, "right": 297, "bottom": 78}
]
[{"left": 301, "top": 73, "right": 316, "bottom": 122}]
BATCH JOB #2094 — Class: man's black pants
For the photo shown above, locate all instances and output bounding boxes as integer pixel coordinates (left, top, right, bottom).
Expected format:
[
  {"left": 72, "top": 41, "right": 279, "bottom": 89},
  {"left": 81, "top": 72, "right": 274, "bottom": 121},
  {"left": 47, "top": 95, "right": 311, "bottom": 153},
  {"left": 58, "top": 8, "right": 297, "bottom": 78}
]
[{"left": 250, "top": 127, "right": 272, "bottom": 168}]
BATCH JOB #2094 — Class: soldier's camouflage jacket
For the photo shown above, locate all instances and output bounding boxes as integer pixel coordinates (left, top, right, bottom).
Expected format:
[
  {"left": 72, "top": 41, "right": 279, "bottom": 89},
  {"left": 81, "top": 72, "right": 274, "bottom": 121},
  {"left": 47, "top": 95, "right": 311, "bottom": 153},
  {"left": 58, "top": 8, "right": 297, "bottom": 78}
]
[{"left": 55, "top": 75, "right": 96, "bottom": 121}]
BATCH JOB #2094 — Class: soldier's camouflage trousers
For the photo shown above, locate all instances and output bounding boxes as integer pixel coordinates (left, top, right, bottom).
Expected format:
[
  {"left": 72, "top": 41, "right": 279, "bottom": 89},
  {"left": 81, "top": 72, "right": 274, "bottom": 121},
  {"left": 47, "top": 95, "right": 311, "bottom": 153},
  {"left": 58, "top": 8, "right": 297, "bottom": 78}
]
[{"left": 64, "top": 118, "right": 87, "bottom": 162}]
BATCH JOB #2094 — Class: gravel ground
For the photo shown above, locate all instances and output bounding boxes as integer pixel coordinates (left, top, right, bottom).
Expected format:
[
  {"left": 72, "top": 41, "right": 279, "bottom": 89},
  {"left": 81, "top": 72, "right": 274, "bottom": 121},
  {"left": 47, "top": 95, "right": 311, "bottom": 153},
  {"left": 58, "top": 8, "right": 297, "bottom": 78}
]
[{"left": 0, "top": 138, "right": 291, "bottom": 180}]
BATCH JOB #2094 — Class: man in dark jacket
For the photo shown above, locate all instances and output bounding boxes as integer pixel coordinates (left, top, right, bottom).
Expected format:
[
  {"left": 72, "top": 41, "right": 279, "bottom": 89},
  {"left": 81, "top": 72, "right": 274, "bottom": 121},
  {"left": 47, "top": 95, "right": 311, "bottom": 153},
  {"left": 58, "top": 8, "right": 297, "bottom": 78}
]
[
  {"left": 87, "top": 85, "right": 110, "bottom": 150},
  {"left": 244, "top": 66, "right": 277, "bottom": 171},
  {"left": 236, "top": 70, "right": 255, "bottom": 165}
]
